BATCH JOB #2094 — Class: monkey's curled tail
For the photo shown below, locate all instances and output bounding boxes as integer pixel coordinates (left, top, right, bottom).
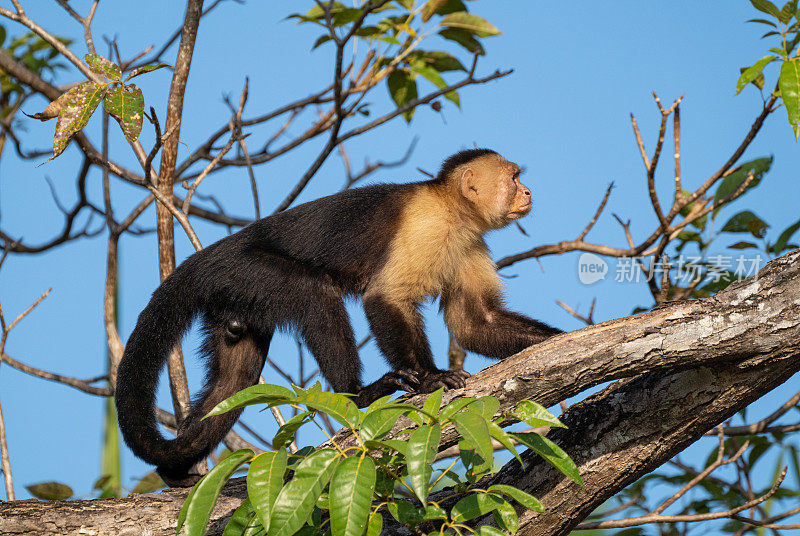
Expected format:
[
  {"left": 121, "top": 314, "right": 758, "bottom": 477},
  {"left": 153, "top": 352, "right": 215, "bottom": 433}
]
[{"left": 115, "top": 266, "right": 261, "bottom": 487}]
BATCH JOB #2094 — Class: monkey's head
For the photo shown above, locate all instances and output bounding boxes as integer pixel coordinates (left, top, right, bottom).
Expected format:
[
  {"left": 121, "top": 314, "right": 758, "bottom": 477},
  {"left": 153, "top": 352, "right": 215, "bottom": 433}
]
[{"left": 438, "top": 149, "right": 532, "bottom": 230}]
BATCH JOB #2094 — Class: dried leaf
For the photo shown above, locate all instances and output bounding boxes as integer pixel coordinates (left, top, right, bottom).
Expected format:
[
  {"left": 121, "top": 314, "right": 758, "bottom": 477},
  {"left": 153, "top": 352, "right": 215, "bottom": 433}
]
[
  {"left": 104, "top": 84, "right": 144, "bottom": 143},
  {"left": 50, "top": 81, "right": 106, "bottom": 159},
  {"left": 26, "top": 481, "right": 73, "bottom": 501},
  {"left": 27, "top": 96, "right": 66, "bottom": 120}
]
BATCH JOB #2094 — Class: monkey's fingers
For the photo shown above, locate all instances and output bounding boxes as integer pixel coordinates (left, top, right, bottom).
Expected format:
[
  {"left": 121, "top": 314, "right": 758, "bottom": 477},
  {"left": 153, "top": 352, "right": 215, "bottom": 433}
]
[
  {"left": 451, "top": 369, "right": 471, "bottom": 381},
  {"left": 419, "top": 369, "right": 468, "bottom": 392},
  {"left": 393, "top": 368, "right": 421, "bottom": 387}
]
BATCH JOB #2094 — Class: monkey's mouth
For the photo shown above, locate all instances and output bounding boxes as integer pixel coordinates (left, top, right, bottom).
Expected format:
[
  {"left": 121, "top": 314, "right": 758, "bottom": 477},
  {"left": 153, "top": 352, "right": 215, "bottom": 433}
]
[{"left": 509, "top": 203, "right": 531, "bottom": 217}]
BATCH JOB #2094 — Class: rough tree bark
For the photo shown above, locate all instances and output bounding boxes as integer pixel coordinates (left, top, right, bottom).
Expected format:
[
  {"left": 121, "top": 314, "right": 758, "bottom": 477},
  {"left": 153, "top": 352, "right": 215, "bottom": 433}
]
[{"left": 0, "top": 249, "right": 798, "bottom": 535}]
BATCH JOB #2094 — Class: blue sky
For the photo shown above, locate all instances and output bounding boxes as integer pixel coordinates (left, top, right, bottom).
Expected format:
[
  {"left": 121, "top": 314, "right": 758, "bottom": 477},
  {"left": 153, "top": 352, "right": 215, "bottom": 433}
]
[{"left": 0, "top": 1, "right": 798, "bottom": 508}]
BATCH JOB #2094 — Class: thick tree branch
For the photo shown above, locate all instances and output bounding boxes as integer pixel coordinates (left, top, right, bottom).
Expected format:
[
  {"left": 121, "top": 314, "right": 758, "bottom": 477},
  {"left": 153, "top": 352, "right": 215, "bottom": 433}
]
[{"left": 0, "top": 250, "right": 797, "bottom": 535}]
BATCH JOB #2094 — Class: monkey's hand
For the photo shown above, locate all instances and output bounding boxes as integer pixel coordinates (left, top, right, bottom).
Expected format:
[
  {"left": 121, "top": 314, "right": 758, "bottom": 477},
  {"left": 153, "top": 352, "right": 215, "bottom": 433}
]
[
  {"left": 354, "top": 370, "right": 421, "bottom": 407},
  {"left": 418, "top": 369, "right": 470, "bottom": 393}
]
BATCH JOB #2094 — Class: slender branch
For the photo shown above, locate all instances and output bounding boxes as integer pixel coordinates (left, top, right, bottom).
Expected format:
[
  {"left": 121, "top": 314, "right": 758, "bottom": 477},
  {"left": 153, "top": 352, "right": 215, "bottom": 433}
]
[
  {"left": 181, "top": 126, "right": 239, "bottom": 214},
  {"left": 673, "top": 103, "right": 682, "bottom": 198},
  {"left": 1, "top": 351, "right": 111, "bottom": 396},
  {"left": 710, "top": 388, "right": 800, "bottom": 436},
  {"left": 577, "top": 182, "right": 614, "bottom": 241},
  {"left": 155, "top": 0, "right": 205, "bottom": 424},
  {"left": 574, "top": 469, "right": 786, "bottom": 530},
  {"left": 55, "top": 0, "right": 99, "bottom": 54},
  {"left": 0, "top": 397, "right": 13, "bottom": 500}
]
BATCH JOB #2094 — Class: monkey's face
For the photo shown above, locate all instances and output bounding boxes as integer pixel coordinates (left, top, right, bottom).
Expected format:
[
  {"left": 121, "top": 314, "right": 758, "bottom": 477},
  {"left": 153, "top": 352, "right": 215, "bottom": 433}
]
[{"left": 459, "top": 155, "right": 531, "bottom": 229}]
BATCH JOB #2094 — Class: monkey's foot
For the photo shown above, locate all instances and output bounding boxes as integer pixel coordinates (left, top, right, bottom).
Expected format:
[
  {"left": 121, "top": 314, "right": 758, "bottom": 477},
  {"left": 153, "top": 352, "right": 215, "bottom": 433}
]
[
  {"left": 419, "top": 369, "right": 470, "bottom": 393},
  {"left": 355, "top": 370, "right": 421, "bottom": 407}
]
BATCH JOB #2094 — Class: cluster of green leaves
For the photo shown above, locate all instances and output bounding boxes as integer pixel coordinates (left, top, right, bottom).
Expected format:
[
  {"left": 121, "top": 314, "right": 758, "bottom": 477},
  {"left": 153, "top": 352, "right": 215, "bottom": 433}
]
[
  {"left": 668, "top": 155, "right": 799, "bottom": 298},
  {"left": 0, "top": 26, "right": 71, "bottom": 119},
  {"left": 178, "top": 383, "right": 582, "bottom": 536},
  {"left": 289, "top": 0, "right": 501, "bottom": 122},
  {"left": 30, "top": 53, "right": 168, "bottom": 161},
  {"left": 737, "top": 0, "right": 800, "bottom": 139}
]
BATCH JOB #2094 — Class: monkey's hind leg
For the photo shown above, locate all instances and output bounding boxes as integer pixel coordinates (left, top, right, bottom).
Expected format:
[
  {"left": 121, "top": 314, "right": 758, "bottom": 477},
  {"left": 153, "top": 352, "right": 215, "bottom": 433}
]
[{"left": 157, "top": 319, "right": 272, "bottom": 487}]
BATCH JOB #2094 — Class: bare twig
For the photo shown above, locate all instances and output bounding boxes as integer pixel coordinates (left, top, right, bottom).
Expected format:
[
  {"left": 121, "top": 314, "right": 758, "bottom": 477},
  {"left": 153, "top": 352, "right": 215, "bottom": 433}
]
[
  {"left": 556, "top": 298, "right": 596, "bottom": 326},
  {"left": 55, "top": 0, "right": 99, "bottom": 54},
  {"left": 0, "top": 397, "right": 14, "bottom": 500},
  {"left": 1, "top": 351, "right": 111, "bottom": 397},
  {"left": 574, "top": 468, "right": 787, "bottom": 530}
]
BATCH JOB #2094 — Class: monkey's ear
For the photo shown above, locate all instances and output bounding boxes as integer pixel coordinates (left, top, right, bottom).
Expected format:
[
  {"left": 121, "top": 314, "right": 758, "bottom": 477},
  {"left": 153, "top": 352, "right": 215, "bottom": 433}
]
[{"left": 459, "top": 168, "right": 479, "bottom": 201}]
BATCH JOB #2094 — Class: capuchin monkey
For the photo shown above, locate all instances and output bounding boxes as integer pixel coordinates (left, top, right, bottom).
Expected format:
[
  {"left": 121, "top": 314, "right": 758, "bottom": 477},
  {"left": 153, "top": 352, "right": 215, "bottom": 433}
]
[{"left": 115, "top": 148, "right": 562, "bottom": 487}]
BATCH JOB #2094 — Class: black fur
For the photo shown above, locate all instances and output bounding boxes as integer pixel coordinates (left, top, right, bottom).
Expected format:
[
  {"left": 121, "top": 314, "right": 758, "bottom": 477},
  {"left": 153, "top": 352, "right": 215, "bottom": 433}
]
[
  {"left": 434, "top": 148, "right": 498, "bottom": 181},
  {"left": 116, "top": 183, "right": 422, "bottom": 486},
  {"left": 116, "top": 152, "right": 561, "bottom": 487}
]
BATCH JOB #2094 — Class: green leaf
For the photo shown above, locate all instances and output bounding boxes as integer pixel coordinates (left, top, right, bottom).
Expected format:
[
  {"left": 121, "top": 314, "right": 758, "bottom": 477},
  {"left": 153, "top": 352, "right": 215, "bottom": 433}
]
[
  {"left": 205, "top": 384, "right": 296, "bottom": 418},
  {"left": 746, "top": 17, "right": 778, "bottom": 27},
  {"left": 366, "top": 511, "right": 383, "bottom": 536},
  {"left": 305, "top": 1, "right": 347, "bottom": 19},
  {"left": 387, "top": 69, "right": 418, "bottom": 122},
  {"left": 84, "top": 53, "right": 121, "bottom": 80},
  {"left": 130, "top": 471, "right": 165, "bottom": 494},
  {"left": 451, "top": 492, "right": 504, "bottom": 522},
  {"left": 451, "top": 411, "right": 493, "bottom": 474},
  {"left": 365, "top": 438, "right": 407, "bottom": 456},
  {"left": 750, "top": 0, "right": 782, "bottom": 18},
  {"left": 439, "top": 396, "right": 477, "bottom": 420},
  {"left": 413, "top": 50, "right": 466, "bottom": 72},
  {"left": 487, "top": 421, "right": 523, "bottom": 467},
  {"left": 359, "top": 407, "right": 407, "bottom": 441},
  {"left": 477, "top": 526, "right": 506, "bottom": 536},
  {"left": 736, "top": 56, "right": 777, "bottom": 94},
  {"left": 729, "top": 241, "right": 759, "bottom": 250},
  {"left": 440, "top": 12, "right": 501, "bottom": 37},
  {"left": 422, "top": 504, "right": 448, "bottom": 520},
  {"left": 511, "top": 432, "right": 583, "bottom": 486},
  {"left": 421, "top": 387, "right": 444, "bottom": 422},
  {"left": 99, "top": 395, "right": 121, "bottom": 498},
  {"left": 269, "top": 449, "right": 339, "bottom": 536},
  {"left": 296, "top": 389, "right": 361, "bottom": 428},
  {"left": 25, "top": 481, "right": 73, "bottom": 501},
  {"left": 124, "top": 62, "right": 170, "bottom": 82},
  {"left": 273, "top": 411, "right": 312, "bottom": 449},
  {"left": 720, "top": 210, "right": 769, "bottom": 238},
  {"left": 780, "top": 0, "right": 798, "bottom": 22},
  {"left": 470, "top": 396, "right": 499, "bottom": 421},
  {"left": 104, "top": 84, "right": 144, "bottom": 143},
  {"left": 387, "top": 500, "right": 422, "bottom": 525},
  {"left": 248, "top": 449, "right": 288, "bottom": 533},
  {"left": 49, "top": 81, "right": 106, "bottom": 159},
  {"left": 422, "top": 0, "right": 451, "bottom": 21},
  {"left": 770, "top": 217, "right": 800, "bottom": 253},
  {"left": 406, "top": 424, "right": 441, "bottom": 503},
  {"left": 487, "top": 484, "right": 545, "bottom": 512},
  {"left": 779, "top": 58, "right": 800, "bottom": 140},
  {"left": 712, "top": 156, "right": 772, "bottom": 216},
  {"left": 223, "top": 499, "right": 261, "bottom": 536},
  {"left": 330, "top": 456, "right": 376, "bottom": 536},
  {"left": 493, "top": 500, "right": 520, "bottom": 534},
  {"left": 177, "top": 449, "right": 254, "bottom": 536},
  {"left": 514, "top": 400, "right": 566, "bottom": 429},
  {"left": 439, "top": 28, "right": 485, "bottom": 55}
]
